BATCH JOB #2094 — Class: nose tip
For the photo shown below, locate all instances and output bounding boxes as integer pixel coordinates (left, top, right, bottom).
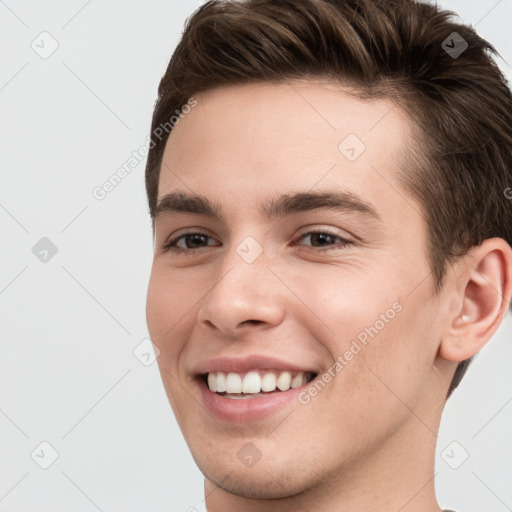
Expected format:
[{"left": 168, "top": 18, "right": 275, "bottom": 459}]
[
  {"left": 199, "top": 291, "right": 284, "bottom": 338},
  {"left": 196, "top": 256, "right": 286, "bottom": 338}
]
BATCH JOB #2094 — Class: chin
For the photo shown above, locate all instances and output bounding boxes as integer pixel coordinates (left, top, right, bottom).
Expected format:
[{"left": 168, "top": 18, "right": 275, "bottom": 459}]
[{"left": 202, "top": 465, "right": 310, "bottom": 500}]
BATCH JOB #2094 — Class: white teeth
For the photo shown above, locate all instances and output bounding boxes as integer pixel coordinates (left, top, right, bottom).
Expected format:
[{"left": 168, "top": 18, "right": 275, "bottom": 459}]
[
  {"left": 206, "top": 370, "right": 312, "bottom": 394},
  {"left": 261, "top": 372, "right": 277, "bottom": 392},
  {"left": 276, "top": 371, "right": 292, "bottom": 391},
  {"left": 291, "top": 373, "right": 303, "bottom": 389},
  {"left": 216, "top": 372, "right": 226, "bottom": 392},
  {"left": 207, "top": 373, "right": 215, "bottom": 392},
  {"left": 225, "top": 373, "right": 242, "bottom": 393},
  {"left": 242, "top": 371, "right": 261, "bottom": 393}
]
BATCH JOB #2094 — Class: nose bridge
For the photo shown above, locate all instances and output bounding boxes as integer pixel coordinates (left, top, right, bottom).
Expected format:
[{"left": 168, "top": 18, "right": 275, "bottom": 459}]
[{"left": 197, "top": 235, "right": 285, "bottom": 334}]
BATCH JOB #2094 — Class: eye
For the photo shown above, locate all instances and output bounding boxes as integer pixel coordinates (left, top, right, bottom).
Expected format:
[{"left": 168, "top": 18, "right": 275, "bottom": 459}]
[
  {"left": 161, "top": 228, "right": 354, "bottom": 255},
  {"left": 162, "top": 231, "right": 219, "bottom": 253},
  {"left": 294, "top": 229, "right": 353, "bottom": 253}
]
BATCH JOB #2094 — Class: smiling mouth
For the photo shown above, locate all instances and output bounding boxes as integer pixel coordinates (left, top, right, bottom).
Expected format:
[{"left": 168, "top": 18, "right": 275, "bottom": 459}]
[{"left": 201, "top": 370, "right": 318, "bottom": 399}]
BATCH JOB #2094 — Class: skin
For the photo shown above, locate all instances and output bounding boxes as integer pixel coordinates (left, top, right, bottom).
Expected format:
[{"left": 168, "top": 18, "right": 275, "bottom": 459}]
[{"left": 146, "top": 80, "right": 512, "bottom": 512}]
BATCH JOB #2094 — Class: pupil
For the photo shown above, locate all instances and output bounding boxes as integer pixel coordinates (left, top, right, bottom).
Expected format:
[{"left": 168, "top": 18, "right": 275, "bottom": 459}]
[
  {"left": 313, "top": 233, "right": 332, "bottom": 246},
  {"left": 189, "top": 234, "right": 206, "bottom": 247}
]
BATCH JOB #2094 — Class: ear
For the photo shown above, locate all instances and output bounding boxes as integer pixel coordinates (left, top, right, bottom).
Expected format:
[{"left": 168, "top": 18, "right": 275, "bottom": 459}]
[{"left": 439, "top": 238, "right": 512, "bottom": 362}]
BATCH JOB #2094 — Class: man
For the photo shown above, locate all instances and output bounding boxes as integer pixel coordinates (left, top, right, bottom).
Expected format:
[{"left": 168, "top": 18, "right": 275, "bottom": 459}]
[{"left": 144, "top": 0, "right": 512, "bottom": 510}]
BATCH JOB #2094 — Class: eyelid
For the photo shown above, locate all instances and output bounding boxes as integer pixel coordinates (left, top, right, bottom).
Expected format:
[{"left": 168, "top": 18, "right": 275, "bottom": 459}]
[
  {"left": 295, "top": 224, "right": 347, "bottom": 238},
  {"left": 295, "top": 223, "right": 354, "bottom": 239}
]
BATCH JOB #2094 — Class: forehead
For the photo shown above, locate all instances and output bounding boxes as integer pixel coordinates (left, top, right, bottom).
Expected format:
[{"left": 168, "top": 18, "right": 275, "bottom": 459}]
[{"left": 158, "top": 80, "right": 421, "bottom": 225}]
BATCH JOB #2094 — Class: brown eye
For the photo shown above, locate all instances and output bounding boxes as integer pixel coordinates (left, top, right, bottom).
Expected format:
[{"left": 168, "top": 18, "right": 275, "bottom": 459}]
[
  {"left": 176, "top": 234, "right": 209, "bottom": 249},
  {"left": 295, "top": 230, "right": 353, "bottom": 253},
  {"left": 163, "top": 232, "right": 219, "bottom": 253}
]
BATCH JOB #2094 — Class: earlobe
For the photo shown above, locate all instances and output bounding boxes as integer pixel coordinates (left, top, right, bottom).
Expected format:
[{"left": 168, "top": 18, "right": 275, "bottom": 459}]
[{"left": 439, "top": 238, "right": 512, "bottom": 363}]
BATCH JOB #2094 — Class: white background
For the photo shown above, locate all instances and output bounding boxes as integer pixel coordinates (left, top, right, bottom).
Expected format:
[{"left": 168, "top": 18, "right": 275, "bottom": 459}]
[{"left": 0, "top": 1, "right": 511, "bottom": 511}]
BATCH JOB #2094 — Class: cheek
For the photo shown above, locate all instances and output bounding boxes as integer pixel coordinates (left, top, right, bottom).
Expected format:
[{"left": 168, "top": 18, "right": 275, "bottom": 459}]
[
  {"left": 146, "top": 268, "right": 194, "bottom": 423},
  {"left": 302, "top": 264, "right": 403, "bottom": 344},
  {"left": 146, "top": 268, "right": 189, "bottom": 382},
  {"left": 305, "top": 264, "right": 433, "bottom": 394},
  {"left": 145, "top": 272, "right": 169, "bottom": 341},
  {"left": 337, "top": 293, "right": 437, "bottom": 418},
  {"left": 146, "top": 264, "right": 198, "bottom": 339}
]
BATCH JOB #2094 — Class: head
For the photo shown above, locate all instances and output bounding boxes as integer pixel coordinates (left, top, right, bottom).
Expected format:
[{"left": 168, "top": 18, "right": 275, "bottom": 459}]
[{"left": 145, "top": 0, "right": 512, "bottom": 505}]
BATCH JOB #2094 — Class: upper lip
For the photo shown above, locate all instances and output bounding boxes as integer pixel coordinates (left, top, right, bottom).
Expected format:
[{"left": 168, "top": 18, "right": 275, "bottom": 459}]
[{"left": 191, "top": 354, "right": 319, "bottom": 376}]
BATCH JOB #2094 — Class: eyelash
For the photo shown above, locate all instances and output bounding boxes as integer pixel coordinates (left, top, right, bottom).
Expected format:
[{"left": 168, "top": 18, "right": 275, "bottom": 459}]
[{"left": 161, "top": 229, "right": 353, "bottom": 255}]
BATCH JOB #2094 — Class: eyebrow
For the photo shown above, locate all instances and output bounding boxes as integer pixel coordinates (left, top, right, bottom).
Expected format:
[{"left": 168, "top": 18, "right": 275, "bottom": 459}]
[{"left": 154, "top": 189, "right": 381, "bottom": 223}]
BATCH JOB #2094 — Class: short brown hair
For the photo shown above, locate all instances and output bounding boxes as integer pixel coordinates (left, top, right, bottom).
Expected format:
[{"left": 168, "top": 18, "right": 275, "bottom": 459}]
[{"left": 145, "top": 0, "right": 512, "bottom": 396}]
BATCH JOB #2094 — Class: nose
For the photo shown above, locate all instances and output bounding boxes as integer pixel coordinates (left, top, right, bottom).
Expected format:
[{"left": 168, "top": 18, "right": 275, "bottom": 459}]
[{"left": 196, "top": 243, "right": 286, "bottom": 338}]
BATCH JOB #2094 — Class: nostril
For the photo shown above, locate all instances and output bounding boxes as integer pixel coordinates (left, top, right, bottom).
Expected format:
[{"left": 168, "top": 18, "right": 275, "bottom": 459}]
[{"left": 239, "top": 320, "right": 263, "bottom": 327}]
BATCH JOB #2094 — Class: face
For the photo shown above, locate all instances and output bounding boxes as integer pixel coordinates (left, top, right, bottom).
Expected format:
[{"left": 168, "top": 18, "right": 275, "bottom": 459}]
[{"left": 146, "top": 80, "right": 449, "bottom": 499}]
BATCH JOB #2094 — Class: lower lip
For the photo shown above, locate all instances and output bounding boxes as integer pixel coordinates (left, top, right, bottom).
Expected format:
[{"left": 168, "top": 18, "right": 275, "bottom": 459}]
[{"left": 195, "top": 377, "right": 309, "bottom": 423}]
